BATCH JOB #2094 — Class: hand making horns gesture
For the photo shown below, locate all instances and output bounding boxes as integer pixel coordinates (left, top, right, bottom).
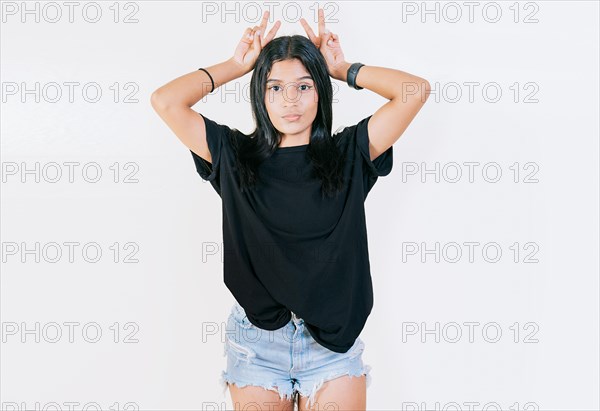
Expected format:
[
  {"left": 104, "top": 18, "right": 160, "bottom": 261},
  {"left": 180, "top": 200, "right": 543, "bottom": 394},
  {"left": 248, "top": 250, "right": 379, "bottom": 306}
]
[
  {"left": 300, "top": 8, "right": 347, "bottom": 79},
  {"left": 232, "top": 10, "right": 282, "bottom": 74}
]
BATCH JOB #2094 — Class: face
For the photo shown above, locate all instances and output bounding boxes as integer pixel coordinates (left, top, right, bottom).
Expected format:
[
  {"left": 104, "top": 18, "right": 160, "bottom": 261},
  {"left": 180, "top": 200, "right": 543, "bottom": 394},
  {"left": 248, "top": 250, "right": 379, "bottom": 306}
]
[{"left": 264, "top": 58, "right": 318, "bottom": 145}]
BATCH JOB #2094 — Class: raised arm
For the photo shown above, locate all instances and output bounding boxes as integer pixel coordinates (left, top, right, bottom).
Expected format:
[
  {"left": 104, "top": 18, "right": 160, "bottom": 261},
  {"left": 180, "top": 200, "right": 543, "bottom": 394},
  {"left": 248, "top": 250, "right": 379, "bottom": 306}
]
[
  {"left": 150, "top": 11, "right": 281, "bottom": 163},
  {"left": 150, "top": 59, "right": 247, "bottom": 163},
  {"left": 332, "top": 63, "right": 430, "bottom": 161},
  {"left": 301, "top": 8, "right": 430, "bottom": 162}
]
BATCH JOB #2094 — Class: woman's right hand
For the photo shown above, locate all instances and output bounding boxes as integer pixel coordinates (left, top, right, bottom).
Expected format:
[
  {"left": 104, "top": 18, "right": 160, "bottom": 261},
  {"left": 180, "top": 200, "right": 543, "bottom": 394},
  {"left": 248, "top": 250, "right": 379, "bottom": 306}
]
[{"left": 232, "top": 11, "right": 281, "bottom": 74}]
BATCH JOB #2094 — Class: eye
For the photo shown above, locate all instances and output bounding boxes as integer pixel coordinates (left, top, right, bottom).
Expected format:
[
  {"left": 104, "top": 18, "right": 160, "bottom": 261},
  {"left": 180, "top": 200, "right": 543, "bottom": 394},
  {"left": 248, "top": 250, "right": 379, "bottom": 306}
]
[
  {"left": 299, "top": 84, "right": 313, "bottom": 91},
  {"left": 268, "top": 85, "right": 281, "bottom": 92}
]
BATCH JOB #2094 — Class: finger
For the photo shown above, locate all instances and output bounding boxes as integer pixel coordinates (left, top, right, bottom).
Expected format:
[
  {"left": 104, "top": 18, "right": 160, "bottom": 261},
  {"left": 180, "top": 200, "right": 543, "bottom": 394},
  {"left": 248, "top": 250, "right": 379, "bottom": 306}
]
[
  {"left": 264, "top": 20, "right": 281, "bottom": 44},
  {"left": 299, "top": 18, "right": 317, "bottom": 43},
  {"left": 249, "top": 25, "right": 259, "bottom": 39},
  {"left": 253, "top": 28, "right": 261, "bottom": 48},
  {"left": 259, "top": 10, "right": 269, "bottom": 34},
  {"left": 321, "top": 28, "right": 331, "bottom": 45},
  {"left": 318, "top": 8, "right": 325, "bottom": 36},
  {"left": 328, "top": 33, "right": 339, "bottom": 47},
  {"left": 243, "top": 26, "right": 258, "bottom": 44},
  {"left": 242, "top": 27, "right": 254, "bottom": 42}
]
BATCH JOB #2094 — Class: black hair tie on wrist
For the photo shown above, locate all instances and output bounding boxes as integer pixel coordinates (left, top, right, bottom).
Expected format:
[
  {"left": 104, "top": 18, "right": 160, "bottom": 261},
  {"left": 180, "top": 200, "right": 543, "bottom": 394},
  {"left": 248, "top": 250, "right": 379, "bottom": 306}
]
[{"left": 198, "top": 68, "right": 215, "bottom": 93}]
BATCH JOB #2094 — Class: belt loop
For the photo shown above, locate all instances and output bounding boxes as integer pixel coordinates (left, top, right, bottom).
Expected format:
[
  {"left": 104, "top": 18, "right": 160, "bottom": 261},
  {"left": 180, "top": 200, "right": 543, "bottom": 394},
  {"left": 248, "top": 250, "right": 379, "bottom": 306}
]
[{"left": 291, "top": 311, "right": 303, "bottom": 325}]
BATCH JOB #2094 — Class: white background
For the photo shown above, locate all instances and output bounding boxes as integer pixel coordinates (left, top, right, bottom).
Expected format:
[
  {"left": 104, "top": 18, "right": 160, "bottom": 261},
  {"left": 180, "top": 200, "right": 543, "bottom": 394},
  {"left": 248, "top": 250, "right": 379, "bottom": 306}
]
[{"left": 1, "top": 1, "right": 599, "bottom": 410}]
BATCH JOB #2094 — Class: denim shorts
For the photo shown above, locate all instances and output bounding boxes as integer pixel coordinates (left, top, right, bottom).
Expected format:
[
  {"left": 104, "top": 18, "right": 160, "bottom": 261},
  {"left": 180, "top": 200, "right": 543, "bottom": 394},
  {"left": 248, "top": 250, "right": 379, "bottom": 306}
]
[{"left": 219, "top": 300, "right": 372, "bottom": 407}]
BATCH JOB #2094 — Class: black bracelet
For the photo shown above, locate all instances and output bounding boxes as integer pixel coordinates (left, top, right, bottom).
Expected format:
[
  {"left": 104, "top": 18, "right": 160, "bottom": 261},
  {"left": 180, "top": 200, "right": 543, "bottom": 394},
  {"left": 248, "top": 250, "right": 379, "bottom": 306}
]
[
  {"left": 198, "top": 67, "right": 215, "bottom": 93},
  {"left": 346, "top": 63, "right": 365, "bottom": 90}
]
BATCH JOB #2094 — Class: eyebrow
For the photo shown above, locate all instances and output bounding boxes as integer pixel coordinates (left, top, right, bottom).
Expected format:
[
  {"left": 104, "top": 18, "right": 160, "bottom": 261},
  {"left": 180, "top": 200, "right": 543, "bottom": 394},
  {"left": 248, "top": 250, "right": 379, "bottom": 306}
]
[{"left": 266, "top": 76, "right": 313, "bottom": 83}]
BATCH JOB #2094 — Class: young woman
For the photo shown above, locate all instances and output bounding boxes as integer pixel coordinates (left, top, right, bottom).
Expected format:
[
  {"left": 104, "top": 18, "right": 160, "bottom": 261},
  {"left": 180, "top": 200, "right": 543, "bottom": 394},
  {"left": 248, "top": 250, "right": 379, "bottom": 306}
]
[{"left": 151, "top": 9, "right": 429, "bottom": 411}]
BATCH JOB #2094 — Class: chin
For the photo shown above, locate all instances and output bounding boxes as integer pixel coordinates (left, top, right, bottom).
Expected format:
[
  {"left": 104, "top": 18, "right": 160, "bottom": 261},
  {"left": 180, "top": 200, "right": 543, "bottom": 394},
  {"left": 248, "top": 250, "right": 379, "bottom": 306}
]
[{"left": 278, "top": 123, "right": 302, "bottom": 131}]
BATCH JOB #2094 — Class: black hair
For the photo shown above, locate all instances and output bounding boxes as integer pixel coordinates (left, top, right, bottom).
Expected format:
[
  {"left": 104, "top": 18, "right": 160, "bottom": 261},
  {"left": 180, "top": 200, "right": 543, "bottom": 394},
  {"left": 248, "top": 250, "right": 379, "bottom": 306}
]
[{"left": 232, "top": 34, "right": 346, "bottom": 199}]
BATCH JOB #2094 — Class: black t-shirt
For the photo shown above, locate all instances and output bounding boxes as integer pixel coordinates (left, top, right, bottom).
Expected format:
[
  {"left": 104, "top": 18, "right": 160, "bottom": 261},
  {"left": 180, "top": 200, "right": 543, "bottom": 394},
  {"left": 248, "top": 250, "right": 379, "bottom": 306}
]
[{"left": 190, "top": 112, "right": 393, "bottom": 353}]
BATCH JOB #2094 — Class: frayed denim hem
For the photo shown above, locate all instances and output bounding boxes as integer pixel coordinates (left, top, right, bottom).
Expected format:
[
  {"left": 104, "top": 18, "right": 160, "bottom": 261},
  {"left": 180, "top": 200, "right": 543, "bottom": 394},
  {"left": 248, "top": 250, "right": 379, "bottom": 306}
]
[
  {"left": 295, "top": 363, "right": 372, "bottom": 409},
  {"left": 219, "top": 370, "right": 296, "bottom": 403}
]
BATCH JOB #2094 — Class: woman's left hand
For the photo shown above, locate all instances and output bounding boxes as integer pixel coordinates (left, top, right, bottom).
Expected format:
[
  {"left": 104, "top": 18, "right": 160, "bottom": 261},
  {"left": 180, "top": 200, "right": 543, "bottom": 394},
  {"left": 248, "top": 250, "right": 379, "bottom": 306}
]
[{"left": 300, "top": 8, "right": 348, "bottom": 80}]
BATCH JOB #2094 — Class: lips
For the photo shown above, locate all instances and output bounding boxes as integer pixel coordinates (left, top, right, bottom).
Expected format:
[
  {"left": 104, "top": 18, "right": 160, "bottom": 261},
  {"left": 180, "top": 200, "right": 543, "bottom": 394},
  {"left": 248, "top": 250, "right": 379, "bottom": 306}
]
[{"left": 283, "top": 114, "right": 302, "bottom": 121}]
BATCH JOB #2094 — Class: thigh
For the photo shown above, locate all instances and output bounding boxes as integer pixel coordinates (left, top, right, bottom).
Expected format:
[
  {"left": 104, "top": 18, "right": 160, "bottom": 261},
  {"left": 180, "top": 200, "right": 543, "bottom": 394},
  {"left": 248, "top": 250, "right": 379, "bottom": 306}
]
[
  {"left": 228, "top": 382, "right": 296, "bottom": 411},
  {"left": 298, "top": 374, "right": 366, "bottom": 411}
]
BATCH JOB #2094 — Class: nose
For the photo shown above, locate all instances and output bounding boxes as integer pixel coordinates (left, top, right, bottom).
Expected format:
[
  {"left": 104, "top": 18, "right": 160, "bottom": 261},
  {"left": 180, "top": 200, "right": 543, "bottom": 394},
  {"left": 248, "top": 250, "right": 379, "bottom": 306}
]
[{"left": 282, "top": 83, "right": 302, "bottom": 103}]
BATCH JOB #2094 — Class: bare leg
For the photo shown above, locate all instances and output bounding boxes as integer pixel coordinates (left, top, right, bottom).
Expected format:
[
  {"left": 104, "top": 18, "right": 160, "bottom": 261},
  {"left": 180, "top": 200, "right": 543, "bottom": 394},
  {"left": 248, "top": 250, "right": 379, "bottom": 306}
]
[
  {"left": 228, "top": 381, "right": 296, "bottom": 411},
  {"left": 297, "top": 375, "right": 367, "bottom": 411}
]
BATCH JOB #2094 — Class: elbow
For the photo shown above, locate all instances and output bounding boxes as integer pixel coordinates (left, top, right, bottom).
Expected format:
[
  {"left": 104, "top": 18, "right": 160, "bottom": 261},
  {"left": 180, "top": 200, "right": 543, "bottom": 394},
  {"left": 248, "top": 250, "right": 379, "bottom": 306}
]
[
  {"left": 420, "top": 79, "right": 431, "bottom": 104},
  {"left": 394, "top": 78, "right": 431, "bottom": 104},
  {"left": 150, "top": 89, "right": 169, "bottom": 112}
]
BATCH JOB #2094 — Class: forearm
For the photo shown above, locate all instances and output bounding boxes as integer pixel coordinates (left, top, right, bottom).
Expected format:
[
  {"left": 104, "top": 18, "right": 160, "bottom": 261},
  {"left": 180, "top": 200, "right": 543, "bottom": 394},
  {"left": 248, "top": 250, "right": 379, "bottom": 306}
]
[
  {"left": 151, "top": 57, "right": 248, "bottom": 108},
  {"left": 333, "top": 62, "right": 429, "bottom": 103}
]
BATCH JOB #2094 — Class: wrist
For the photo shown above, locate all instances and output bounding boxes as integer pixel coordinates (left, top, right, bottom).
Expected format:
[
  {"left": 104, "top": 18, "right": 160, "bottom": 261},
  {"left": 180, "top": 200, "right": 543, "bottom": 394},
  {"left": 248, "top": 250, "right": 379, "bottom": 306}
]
[
  {"left": 332, "top": 62, "right": 351, "bottom": 81},
  {"left": 227, "top": 57, "right": 251, "bottom": 78}
]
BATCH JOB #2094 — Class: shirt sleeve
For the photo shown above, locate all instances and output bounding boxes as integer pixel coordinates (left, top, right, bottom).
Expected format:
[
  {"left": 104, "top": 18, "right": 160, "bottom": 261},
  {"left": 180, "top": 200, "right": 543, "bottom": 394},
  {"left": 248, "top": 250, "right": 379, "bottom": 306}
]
[
  {"left": 189, "top": 112, "right": 229, "bottom": 182},
  {"left": 355, "top": 115, "right": 394, "bottom": 195}
]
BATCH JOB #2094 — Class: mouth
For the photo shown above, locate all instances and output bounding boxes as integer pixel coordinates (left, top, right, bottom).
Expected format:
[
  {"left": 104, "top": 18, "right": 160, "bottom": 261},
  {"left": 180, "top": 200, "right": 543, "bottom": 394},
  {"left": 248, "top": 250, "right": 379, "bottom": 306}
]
[{"left": 282, "top": 114, "right": 302, "bottom": 121}]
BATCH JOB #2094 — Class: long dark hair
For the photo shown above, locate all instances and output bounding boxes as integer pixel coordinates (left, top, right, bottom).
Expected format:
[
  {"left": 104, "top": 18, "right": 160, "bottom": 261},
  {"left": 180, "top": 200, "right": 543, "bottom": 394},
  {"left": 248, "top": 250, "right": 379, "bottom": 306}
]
[{"left": 232, "top": 35, "right": 346, "bottom": 199}]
